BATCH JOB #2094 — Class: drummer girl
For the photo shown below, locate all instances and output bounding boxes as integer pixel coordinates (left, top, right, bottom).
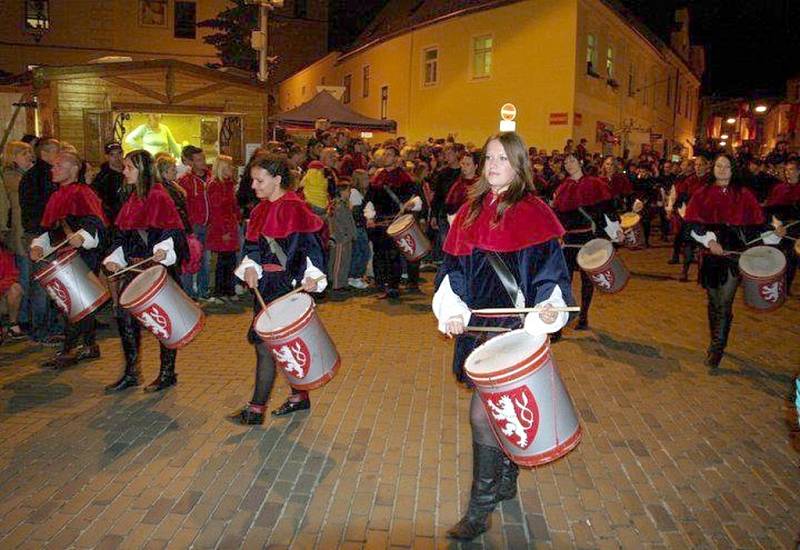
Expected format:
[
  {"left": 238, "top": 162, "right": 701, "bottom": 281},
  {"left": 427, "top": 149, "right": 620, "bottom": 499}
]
[
  {"left": 432, "top": 132, "right": 574, "bottom": 541},
  {"left": 232, "top": 154, "right": 327, "bottom": 425},
  {"left": 685, "top": 153, "right": 786, "bottom": 369},
  {"left": 763, "top": 158, "right": 800, "bottom": 293},
  {"left": 551, "top": 154, "right": 622, "bottom": 331},
  {"left": 103, "top": 149, "right": 190, "bottom": 392}
]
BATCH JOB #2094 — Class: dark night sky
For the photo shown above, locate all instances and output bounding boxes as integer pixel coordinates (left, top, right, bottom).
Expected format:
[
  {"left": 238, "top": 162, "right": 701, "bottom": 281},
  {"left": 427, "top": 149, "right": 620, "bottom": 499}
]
[{"left": 329, "top": 0, "right": 800, "bottom": 98}]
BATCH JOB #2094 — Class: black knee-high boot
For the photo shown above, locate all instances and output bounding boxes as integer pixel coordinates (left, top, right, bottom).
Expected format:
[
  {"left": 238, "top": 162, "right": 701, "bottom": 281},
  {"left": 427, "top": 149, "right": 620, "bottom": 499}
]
[
  {"left": 447, "top": 443, "right": 502, "bottom": 540},
  {"left": 105, "top": 315, "right": 141, "bottom": 392},
  {"left": 145, "top": 345, "right": 178, "bottom": 392},
  {"left": 495, "top": 453, "right": 519, "bottom": 502},
  {"left": 576, "top": 272, "right": 593, "bottom": 329}
]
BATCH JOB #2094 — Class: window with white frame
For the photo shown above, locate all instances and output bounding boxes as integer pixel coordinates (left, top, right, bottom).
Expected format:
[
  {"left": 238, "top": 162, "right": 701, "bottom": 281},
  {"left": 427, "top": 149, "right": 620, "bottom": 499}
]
[
  {"left": 472, "top": 35, "right": 493, "bottom": 79},
  {"left": 362, "top": 65, "right": 370, "bottom": 98},
  {"left": 423, "top": 47, "right": 439, "bottom": 86},
  {"left": 586, "top": 34, "right": 598, "bottom": 75},
  {"left": 380, "top": 86, "right": 389, "bottom": 119},
  {"left": 606, "top": 45, "right": 614, "bottom": 79},
  {"left": 343, "top": 74, "right": 352, "bottom": 104}
]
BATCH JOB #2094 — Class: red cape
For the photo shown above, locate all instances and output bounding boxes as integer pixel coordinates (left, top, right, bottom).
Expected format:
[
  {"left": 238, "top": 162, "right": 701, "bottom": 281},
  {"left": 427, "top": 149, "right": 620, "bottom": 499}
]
[
  {"left": 40, "top": 183, "right": 108, "bottom": 228},
  {"left": 675, "top": 173, "right": 709, "bottom": 196},
  {"left": 246, "top": 191, "right": 324, "bottom": 241},
  {"left": 146, "top": 183, "right": 185, "bottom": 230},
  {"left": 206, "top": 178, "right": 241, "bottom": 252},
  {"left": 370, "top": 167, "right": 414, "bottom": 189},
  {"left": 445, "top": 175, "right": 478, "bottom": 212},
  {"left": 552, "top": 175, "right": 612, "bottom": 212},
  {"left": 765, "top": 181, "right": 800, "bottom": 207},
  {"left": 607, "top": 173, "right": 633, "bottom": 198},
  {"left": 444, "top": 193, "right": 565, "bottom": 256},
  {"left": 684, "top": 184, "right": 764, "bottom": 226},
  {"left": 115, "top": 193, "right": 149, "bottom": 231}
]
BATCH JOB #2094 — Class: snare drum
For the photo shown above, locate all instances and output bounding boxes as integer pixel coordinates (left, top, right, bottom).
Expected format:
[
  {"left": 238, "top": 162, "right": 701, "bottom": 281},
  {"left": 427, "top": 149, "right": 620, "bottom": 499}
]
[
  {"left": 576, "top": 238, "right": 630, "bottom": 293},
  {"left": 387, "top": 214, "right": 431, "bottom": 261},
  {"left": 738, "top": 246, "right": 786, "bottom": 311},
  {"left": 33, "top": 249, "right": 110, "bottom": 323},
  {"left": 620, "top": 212, "right": 644, "bottom": 249},
  {"left": 465, "top": 330, "right": 582, "bottom": 467},
  {"left": 254, "top": 292, "right": 340, "bottom": 391}
]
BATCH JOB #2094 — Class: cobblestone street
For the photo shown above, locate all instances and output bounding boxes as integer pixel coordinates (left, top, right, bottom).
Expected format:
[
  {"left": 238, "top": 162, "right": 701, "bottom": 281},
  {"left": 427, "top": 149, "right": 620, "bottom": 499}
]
[{"left": 0, "top": 246, "right": 798, "bottom": 549}]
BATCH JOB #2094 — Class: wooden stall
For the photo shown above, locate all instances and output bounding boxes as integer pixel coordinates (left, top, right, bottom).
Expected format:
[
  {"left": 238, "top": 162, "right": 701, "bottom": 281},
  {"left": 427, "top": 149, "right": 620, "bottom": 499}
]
[{"left": 28, "top": 59, "right": 268, "bottom": 164}]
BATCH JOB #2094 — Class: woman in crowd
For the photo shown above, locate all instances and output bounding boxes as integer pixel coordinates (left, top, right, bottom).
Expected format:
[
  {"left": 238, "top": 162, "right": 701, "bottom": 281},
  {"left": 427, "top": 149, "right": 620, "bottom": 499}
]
[
  {"left": 432, "top": 132, "right": 573, "bottom": 541},
  {"left": 444, "top": 149, "right": 481, "bottom": 224},
  {"left": 231, "top": 154, "right": 327, "bottom": 425},
  {"left": 206, "top": 155, "right": 241, "bottom": 302},
  {"left": 103, "top": 150, "right": 189, "bottom": 392}
]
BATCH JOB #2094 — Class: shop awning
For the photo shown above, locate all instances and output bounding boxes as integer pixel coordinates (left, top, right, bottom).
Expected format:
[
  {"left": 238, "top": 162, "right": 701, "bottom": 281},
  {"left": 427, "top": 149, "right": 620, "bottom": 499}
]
[{"left": 270, "top": 91, "right": 396, "bottom": 132}]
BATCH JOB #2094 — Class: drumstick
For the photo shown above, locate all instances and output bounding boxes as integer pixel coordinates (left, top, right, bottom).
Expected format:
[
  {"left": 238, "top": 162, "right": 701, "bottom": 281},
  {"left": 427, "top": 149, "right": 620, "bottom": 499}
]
[
  {"left": 465, "top": 326, "right": 511, "bottom": 333},
  {"left": 108, "top": 255, "right": 156, "bottom": 279},
  {"left": 285, "top": 276, "right": 327, "bottom": 298},
  {"left": 472, "top": 306, "right": 581, "bottom": 315},
  {"left": 744, "top": 220, "right": 800, "bottom": 245},
  {"left": 561, "top": 244, "right": 584, "bottom": 248},
  {"left": 252, "top": 287, "right": 267, "bottom": 311},
  {"left": 40, "top": 239, "right": 71, "bottom": 259}
]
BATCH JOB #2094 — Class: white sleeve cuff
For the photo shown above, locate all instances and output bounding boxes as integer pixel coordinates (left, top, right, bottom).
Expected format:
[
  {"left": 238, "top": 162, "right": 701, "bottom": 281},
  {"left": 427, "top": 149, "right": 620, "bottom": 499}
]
[
  {"left": 762, "top": 232, "right": 781, "bottom": 245},
  {"left": 447, "top": 213, "right": 456, "bottom": 225},
  {"left": 603, "top": 215, "right": 621, "bottom": 240},
  {"left": 153, "top": 237, "right": 176, "bottom": 266},
  {"left": 235, "top": 256, "right": 262, "bottom": 281},
  {"left": 31, "top": 232, "right": 52, "bottom": 255},
  {"left": 432, "top": 275, "right": 472, "bottom": 334},
  {"left": 103, "top": 246, "right": 128, "bottom": 268},
  {"left": 691, "top": 230, "right": 717, "bottom": 248},
  {"left": 524, "top": 286, "right": 569, "bottom": 335},
  {"left": 364, "top": 201, "right": 376, "bottom": 220},
  {"left": 77, "top": 229, "right": 99, "bottom": 250},
  {"left": 302, "top": 257, "right": 328, "bottom": 292},
  {"left": 408, "top": 196, "right": 422, "bottom": 212}
]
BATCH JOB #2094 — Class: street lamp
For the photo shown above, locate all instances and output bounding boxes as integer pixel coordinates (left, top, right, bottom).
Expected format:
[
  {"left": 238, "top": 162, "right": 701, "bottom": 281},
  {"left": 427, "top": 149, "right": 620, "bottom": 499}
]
[
  {"left": 720, "top": 134, "right": 729, "bottom": 140},
  {"left": 719, "top": 141, "right": 727, "bottom": 146},
  {"left": 726, "top": 117, "right": 736, "bottom": 124},
  {"left": 754, "top": 105, "right": 768, "bottom": 113}
]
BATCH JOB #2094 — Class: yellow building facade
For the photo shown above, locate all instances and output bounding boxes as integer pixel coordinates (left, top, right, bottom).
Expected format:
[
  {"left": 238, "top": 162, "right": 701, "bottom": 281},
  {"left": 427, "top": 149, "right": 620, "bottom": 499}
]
[{"left": 279, "top": 0, "right": 703, "bottom": 157}]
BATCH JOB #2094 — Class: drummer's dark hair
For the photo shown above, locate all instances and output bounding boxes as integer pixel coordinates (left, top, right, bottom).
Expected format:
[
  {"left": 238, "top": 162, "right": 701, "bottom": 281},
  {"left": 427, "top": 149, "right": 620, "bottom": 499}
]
[
  {"left": 710, "top": 152, "right": 744, "bottom": 188},
  {"left": 465, "top": 132, "right": 534, "bottom": 226},
  {"left": 251, "top": 153, "right": 294, "bottom": 189},
  {"left": 123, "top": 149, "right": 155, "bottom": 199}
]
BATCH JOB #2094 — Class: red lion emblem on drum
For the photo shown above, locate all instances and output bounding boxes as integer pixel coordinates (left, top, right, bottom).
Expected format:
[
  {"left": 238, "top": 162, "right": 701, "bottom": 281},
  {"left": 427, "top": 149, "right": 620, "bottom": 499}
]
[
  {"left": 136, "top": 304, "right": 173, "bottom": 340},
  {"left": 759, "top": 281, "right": 783, "bottom": 303},
  {"left": 590, "top": 269, "right": 615, "bottom": 291},
  {"left": 270, "top": 338, "right": 311, "bottom": 379},
  {"left": 396, "top": 234, "right": 416, "bottom": 256},
  {"left": 482, "top": 386, "right": 539, "bottom": 449},
  {"left": 45, "top": 279, "right": 72, "bottom": 315}
]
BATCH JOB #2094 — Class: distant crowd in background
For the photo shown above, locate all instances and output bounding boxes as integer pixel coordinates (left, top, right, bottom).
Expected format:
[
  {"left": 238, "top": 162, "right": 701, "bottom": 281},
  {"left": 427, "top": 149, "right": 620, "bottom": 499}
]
[{"left": 1, "top": 126, "right": 798, "bottom": 346}]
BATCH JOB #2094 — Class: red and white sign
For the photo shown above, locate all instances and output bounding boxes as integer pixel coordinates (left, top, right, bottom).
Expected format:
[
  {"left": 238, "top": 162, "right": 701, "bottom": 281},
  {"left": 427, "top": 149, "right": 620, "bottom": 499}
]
[
  {"left": 549, "top": 112, "right": 569, "bottom": 125},
  {"left": 271, "top": 337, "right": 311, "bottom": 379},
  {"left": 482, "top": 386, "right": 540, "bottom": 450},
  {"left": 500, "top": 103, "right": 517, "bottom": 121}
]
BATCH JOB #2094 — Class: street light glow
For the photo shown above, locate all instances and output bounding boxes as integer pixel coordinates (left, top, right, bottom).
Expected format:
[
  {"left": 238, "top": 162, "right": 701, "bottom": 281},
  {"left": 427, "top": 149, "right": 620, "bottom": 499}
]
[
  {"left": 720, "top": 134, "right": 729, "bottom": 140},
  {"left": 754, "top": 105, "right": 767, "bottom": 113},
  {"left": 719, "top": 141, "right": 727, "bottom": 146},
  {"left": 726, "top": 117, "right": 736, "bottom": 124}
]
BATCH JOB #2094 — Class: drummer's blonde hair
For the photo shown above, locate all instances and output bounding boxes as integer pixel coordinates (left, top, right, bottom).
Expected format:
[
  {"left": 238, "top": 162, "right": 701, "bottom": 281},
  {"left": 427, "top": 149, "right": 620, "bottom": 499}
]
[
  {"left": 2, "top": 140, "right": 32, "bottom": 170},
  {"left": 465, "top": 132, "right": 534, "bottom": 226}
]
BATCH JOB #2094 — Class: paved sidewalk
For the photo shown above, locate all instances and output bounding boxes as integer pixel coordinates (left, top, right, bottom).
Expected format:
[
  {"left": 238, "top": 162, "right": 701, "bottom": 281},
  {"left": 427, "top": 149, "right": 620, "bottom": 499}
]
[{"left": 0, "top": 246, "right": 798, "bottom": 549}]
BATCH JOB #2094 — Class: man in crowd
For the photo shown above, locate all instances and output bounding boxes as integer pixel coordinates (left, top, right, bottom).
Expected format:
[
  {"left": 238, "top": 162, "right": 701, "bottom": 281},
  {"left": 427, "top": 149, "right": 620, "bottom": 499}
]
[
  {"left": 177, "top": 145, "right": 212, "bottom": 299},
  {"left": 91, "top": 141, "right": 126, "bottom": 222}
]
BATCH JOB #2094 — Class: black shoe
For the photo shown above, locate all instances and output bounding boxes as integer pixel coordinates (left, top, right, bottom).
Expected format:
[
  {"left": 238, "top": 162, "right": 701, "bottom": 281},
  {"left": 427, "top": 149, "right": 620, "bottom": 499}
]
[
  {"left": 550, "top": 331, "right": 562, "bottom": 344},
  {"left": 704, "top": 350, "right": 723, "bottom": 369},
  {"left": 42, "top": 350, "right": 77, "bottom": 370},
  {"left": 104, "top": 374, "right": 140, "bottom": 393},
  {"left": 447, "top": 443, "right": 501, "bottom": 541},
  {"left": 271, "top": 398, "right": 310, "bottom": 417},
  {"left": 230, "top": 407, "right": 264, "bottom": 425},
  {"left": 387, "top": 289, "right": 400, "bottom": 300},
  {"left": 495, "top": 454, "right": 519, "bottom": 502},
  {"left": 74, "top": 344, "right": 100, "bottom": 363},
  {"left": 144, "top": 373, "right": 177, "bottom": 393}
]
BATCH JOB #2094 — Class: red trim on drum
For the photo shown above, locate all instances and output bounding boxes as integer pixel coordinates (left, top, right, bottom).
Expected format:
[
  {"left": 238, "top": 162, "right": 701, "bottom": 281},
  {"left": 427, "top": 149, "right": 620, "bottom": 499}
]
[
  {"left": 68, "top": 291, "right": 111, "bottom": 323},
  {"left": 288, "top": 355, "right": 341, "bottom": 391},
  {"left": 740, "top": 268, "right": 786, "bottom": 283},
  {"left": 466, "top": 342, "right": 551, "bottom": 387},
  {"left": 505, "top": 426, "right": 582, "bottom": 468},
  {"left": 162, "top": 312, "right": 206, "bottom": 349},
  {"left": 254, "top": 303, "right": 314, "bottom": 341},
  {"left": 120, "top": 268, "right": 168, "bottom": 311},
  {"left": 33, "top": 249, "right": 79, "bottom": 281},
  {"left": 386, "top": 216, "right": 414, "bottom": 236}
]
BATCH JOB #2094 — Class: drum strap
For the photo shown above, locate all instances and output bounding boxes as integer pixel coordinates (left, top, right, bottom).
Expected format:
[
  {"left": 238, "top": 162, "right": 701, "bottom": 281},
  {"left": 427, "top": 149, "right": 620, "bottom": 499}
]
[
  {"left": 486, "top": 252, "right": 526, "bottom": 323},
  {"left": 266, "top": 238, "right": 288, "bottom": 269},
  {"left": 384, "top": 187, "right": 404, "bottom": 211},
  {"left": 577, "top": 207, "right": 597, "bottom": 234}
]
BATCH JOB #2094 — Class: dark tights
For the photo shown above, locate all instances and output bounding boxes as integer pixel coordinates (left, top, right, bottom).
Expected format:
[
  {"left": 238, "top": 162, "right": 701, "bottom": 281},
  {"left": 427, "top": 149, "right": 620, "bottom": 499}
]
[
  {"left": 65, "top": 313, "right": 96, "bottom": 351},
  {"left": 706, "top": 273, "right": 738, "bottom": 354},
  {"left": 251, "top": 341, "right": 305, "bottom": 406},
  {"left": 470, "top": 392, "right": 499, "bottom": 448}
]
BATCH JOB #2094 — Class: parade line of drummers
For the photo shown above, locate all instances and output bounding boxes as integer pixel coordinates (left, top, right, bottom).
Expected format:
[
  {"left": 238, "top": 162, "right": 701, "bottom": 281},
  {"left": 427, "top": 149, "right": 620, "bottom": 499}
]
[{"left": 0, "top": 128, "right": 798, "bottom": 539}]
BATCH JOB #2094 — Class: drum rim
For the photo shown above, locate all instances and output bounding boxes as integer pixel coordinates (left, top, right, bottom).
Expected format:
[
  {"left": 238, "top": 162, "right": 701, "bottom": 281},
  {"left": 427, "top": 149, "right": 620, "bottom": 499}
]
[
  {"left": 387, "top": 214, "right": 414, "bottom": 235},
  {"left": 738, "top": 246, "right": 787, "bottom": 278},
  {"left": 254, "top": 293, "right": 315, "bottom": 339},
  {"left": 67, "top": 290, "right": 111, "bottom": 323},
  {"left": 33, "top": 248, "right": 80, "bottom": 281},
  {"left": 576, "top": 238, "right": 614, "bottom": 270},
  {"left": 285, "top": 355, "right": 341, "bottom": 390},
  {"left": 500, "top": 426, "right": 582, "bottom": 467},
  {"left": 161, "top": 311, "right": 206, "bottom": 349},
  {"left": 119, "top": 265, "right": 168, "bottom": 310},
  {"left": 466, "top": 339, "right": 552, "bottom": 385},
  {"left": 620, "top": 213, "right": 641, "bottom": 228}
]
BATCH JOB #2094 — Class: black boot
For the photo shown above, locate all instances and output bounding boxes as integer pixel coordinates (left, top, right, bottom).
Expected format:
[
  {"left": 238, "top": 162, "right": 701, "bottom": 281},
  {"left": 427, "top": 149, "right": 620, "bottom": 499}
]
[
  {"left": 230, "top": 404, "right": 265, "bottom": 425},
  {"left": 106, "top": 317, "right": 141, "bottom": 392},
  {"left": 705, "top": 306, "right": 724, "bottom": 369},
  {"left": 575, "top": 274, "right": 593, "bottom": 330},
  {"left": 144, "top": 346, "right": 178, "bottom": 392},
  {"left": 447, "top": 443, "right": 501, "bottom": 541},
  {"left": 495, "top": 453, "right": 519, "bottom": 502}
]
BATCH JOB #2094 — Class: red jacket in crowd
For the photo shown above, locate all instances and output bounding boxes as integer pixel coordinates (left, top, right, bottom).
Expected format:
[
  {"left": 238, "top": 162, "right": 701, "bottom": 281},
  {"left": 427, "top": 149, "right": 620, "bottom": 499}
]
[
  {"left": 0, "top": 248, "right": 19, "bottom": 295},
  {"left": 178, "top": 169, "right": 213, "bottom": 226},
  {"left": 206, "top": 177, "right": 241, "bottom": 252}
]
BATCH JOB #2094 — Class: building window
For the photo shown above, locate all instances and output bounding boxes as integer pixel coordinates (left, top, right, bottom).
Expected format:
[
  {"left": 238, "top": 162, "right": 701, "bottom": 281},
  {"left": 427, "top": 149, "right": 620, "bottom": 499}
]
[
  {"left": 174, "top": 1, "right": 197, "bottom": 39},
  {"left": 586, "top": 34, "right": 598, "bottom": 75},
  {"left": 472, "top": 35, "right": 493, "bottom": 79},
  {"left": 423, "top": 47, "right": 439, "bottom": 86},
  {"left": 606, "top": 46, "right": 614, "bottom": 79},
  {"left": 380, "top": 86, "right": 389, "bottom": 119},
  {"left": 301, "top": 85, "right": 306, "bottom": 97},
  {"left": 25, "top": 0, "right": 50, "bottom": 32},
  {"left": 294, "top": 0, "right": 308, "bottom": 19},
  {"left": 362, "top": 65, "right": 370, "bottom": 98},
  {"left": 343, "top": 74, "right": 352, "bottom": 104},
  {"left": 628, "top": 64, "right": 635, "bottom": 97}
]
